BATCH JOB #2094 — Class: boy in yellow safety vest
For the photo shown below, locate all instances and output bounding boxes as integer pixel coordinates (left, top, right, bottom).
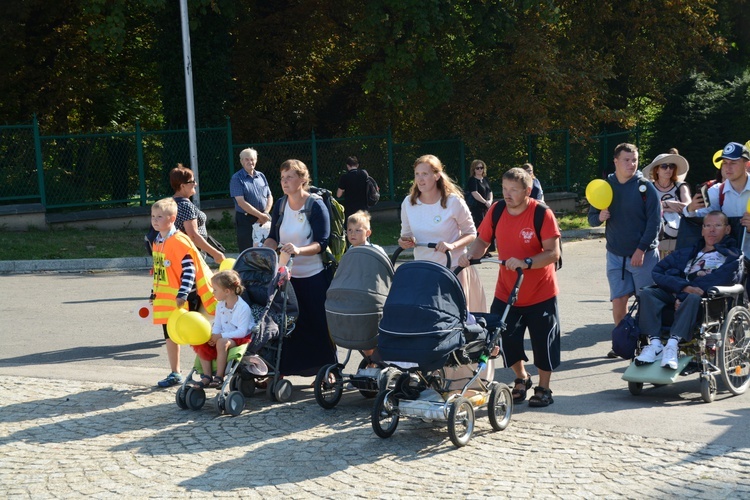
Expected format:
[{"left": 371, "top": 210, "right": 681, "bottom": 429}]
[{"left": 150, "top": 198, "right": 217, "bottom": 388}]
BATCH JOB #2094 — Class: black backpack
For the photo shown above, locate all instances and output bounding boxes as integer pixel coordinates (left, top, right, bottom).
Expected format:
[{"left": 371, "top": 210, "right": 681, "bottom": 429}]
[
  {"left": 491, "top": 200, "right": 562, "bottom": 270},
  {"left": 365, "top": 171, "right": 380, "bottom": 207}
]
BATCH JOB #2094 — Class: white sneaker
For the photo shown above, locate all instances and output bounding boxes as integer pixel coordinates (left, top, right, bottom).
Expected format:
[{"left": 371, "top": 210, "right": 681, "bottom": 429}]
[
  {"left": 661, "top": 343, "right": 679, "bottom": 370},
  {"left": 635, "top": 343, "right": 663, "bottom": 366}
]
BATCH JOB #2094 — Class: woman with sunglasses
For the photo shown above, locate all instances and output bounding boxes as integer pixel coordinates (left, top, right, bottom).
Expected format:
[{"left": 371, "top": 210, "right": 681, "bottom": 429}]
[
  {"left": 641, "top": 152, "right": 691, "bottom": 257},
  {"left": 465, "top": 160, "right": 494, "bottom": 256},
  {"left": 170, "top": 164, "right": 226, "bottom": 264}
]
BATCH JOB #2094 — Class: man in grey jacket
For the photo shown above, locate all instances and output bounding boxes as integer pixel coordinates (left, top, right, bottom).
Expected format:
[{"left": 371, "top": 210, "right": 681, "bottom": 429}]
[{"left": 588, "top": 143, "right": 661, "bottom": 358}]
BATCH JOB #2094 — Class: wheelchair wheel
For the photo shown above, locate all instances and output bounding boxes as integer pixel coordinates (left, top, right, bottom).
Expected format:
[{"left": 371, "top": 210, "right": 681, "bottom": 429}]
[
  {"left": 448, "top": 397, "right": 475, "bottom": 448},
  {"left": 628, "top": 382, "right": 644, "bottom": 396},
  {"left": 371, "top": 390, "right": 399, "bottom": 438},
  {"left": 718, "top": 306, "right": 750, "bottom": 395},
  {"left": 700, "top": 374, "right": 717, "bottom": 403},
  {"left": 314, "top": 364, "right": 344, "bottom": 409},
  {"left": 487, "top": 383, "right": 513, "bottom": 431}
]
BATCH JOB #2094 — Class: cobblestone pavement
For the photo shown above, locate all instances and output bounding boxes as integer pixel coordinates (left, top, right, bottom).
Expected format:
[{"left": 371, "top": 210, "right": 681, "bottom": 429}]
[{"left": 1, "top": 377, "right": 749, "bottom": 499}]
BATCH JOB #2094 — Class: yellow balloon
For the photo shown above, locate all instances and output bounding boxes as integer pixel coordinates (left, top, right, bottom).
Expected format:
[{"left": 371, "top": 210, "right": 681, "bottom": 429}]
[
  {"left": 585, "top": 179, "right": 613, "bottom": 210},
  {"left": 713, "top": 150, "right": 723, "bottom": 169},
  {"left": 219, "top": 258, "right": 236, "bottom": 271},
  {"left": 176, "top": 311, "right": 212, "bottom": 345},
  {"left": 167, "top": 308, "right": 188, "bottom": 345}
]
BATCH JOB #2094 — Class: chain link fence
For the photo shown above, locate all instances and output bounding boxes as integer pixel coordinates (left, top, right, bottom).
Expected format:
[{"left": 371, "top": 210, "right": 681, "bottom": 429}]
[{"left": 0, "top": 117, "right": 643, "bottom": 211}]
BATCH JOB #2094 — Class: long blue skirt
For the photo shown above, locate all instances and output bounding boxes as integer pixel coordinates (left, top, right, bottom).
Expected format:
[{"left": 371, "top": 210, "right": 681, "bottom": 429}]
[{"left": 280, "top": 271, "right": 337, "bottom": 376}]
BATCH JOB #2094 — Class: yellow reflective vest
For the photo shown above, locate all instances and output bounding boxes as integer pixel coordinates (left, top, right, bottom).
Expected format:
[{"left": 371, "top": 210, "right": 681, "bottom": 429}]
[{"left": 152, "top": 231, "right": 216, "bottom": 324}]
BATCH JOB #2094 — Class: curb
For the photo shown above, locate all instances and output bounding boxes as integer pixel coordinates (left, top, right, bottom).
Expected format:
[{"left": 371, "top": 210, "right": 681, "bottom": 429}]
[{"left": 0, "top": 229, "right": 604, "bottom": 275}]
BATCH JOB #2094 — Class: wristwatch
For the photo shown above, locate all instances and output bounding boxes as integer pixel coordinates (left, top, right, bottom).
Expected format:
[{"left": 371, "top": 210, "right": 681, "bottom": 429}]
[{"left": 524, "top": 257, "right": 533, "bottom": 269}]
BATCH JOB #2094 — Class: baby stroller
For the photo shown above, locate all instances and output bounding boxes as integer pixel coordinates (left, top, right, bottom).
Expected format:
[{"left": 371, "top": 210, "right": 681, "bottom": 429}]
[
  {"left": 234, "top": 246, "right": 298, "bottom": 403},
  {"left": 373, "top": 256, "right": 519, "bottom": 448},
  {"left": 174, "top": 247, "right": 297, "bottom": 414},
  {"left": 315, "top": 246, "right": 396, "bottom": 409}
]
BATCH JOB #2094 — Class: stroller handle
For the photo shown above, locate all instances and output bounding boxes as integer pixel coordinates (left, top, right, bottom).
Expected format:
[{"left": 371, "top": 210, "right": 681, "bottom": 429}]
[
  {"left": 453, "top": 258, "right": 524, "bottom": 280},
  {"left": 390, "top": 242, "right": 451, "bottom": 268}
]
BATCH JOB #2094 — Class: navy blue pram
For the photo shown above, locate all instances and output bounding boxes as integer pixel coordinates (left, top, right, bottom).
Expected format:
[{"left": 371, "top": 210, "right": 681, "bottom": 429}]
[{"left": 378, "top": 260, "right": 471, "bottom": 371}]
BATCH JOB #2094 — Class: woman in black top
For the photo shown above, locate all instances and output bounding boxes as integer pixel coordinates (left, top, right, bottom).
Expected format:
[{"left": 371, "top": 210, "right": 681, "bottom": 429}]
[{"left": 466, "top": 160, "right": 494, "bottom": 255}]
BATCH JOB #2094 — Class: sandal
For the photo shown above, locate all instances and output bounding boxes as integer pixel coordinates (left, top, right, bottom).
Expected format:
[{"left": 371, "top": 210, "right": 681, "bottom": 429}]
[
  {"left": 192, "top": 374, "right": 212, "bottom": 389},
  {"left": 209, "top": 376, "right": 224, "bottom": 389},
  {"left": 512, "top": 375, "right": 532, "bottom": 403},
  {"left": 528, "top": 386, "right": 554, "bottom": 407}
]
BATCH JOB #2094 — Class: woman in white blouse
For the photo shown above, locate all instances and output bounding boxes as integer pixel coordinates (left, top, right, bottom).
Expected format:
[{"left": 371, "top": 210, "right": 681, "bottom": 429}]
[{"left": 398, "top": 154, "right": 487, "bottom": 312}]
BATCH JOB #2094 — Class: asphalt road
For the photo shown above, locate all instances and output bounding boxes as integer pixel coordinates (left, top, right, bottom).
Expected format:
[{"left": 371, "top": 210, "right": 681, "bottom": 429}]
[{"left": 2, "top": 237, "right": 749, "bottom": 452}]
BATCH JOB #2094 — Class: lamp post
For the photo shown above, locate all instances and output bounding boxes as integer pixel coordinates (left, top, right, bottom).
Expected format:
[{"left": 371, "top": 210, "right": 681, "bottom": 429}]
[{"left": 179, "top": 0, "right": 200, "bottom": 207}]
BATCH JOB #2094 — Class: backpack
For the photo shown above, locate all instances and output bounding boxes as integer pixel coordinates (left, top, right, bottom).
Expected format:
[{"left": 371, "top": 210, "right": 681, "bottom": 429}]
[
  {"left": 491, "top": 200, "right": 562, "bottom": 270},
  {"left": 611, "top": 300, "right": 640, "bottom": 359},
  {"left": 275, "top": 186, "right": 346, "bottom": 264},
  {"left": 365, "top": 172, "right": 380, "bottom": 208}
]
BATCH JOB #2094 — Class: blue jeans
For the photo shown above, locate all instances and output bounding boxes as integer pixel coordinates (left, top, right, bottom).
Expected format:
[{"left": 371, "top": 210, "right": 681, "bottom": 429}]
[{"left": 638, "top": 287, "right": 701, "bottom": 341}]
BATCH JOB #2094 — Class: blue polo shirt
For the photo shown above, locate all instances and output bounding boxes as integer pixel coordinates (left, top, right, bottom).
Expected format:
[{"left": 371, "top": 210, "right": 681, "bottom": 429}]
[{"left": 229, "top": 168, "right": 272, "bottom": 215}]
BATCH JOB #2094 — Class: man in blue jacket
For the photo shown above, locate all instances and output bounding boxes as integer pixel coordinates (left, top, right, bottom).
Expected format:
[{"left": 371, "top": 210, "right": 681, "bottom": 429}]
[
  {"left": 589, "top": 143, "right": 661, "bottom": 358},
  {"left": 636, "top": 211, "right": 740, "bottom": 369}
]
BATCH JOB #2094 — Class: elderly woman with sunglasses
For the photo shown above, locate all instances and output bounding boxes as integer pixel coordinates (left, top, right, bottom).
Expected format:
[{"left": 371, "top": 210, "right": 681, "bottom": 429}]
[
  {"left": 170, "top": 164, "right": 226, "bottom": 263},
  {"left": 641, "top": 152, "right": 691, "bottom": 257}
]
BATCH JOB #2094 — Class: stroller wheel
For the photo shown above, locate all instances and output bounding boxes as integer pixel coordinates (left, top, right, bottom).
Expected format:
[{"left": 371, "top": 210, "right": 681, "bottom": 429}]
[
  {"left": 274, "top": 379, "right": 293, "bottom": 403},
  {"left": 371, "top": 390, "right": 399, "bottom": 438},
  {"left": 239, "top": 377, "right": 256, "bottom": 398},
  {"left": 488, "top": 383, "right": 513, "bottom": 431},
  {"left": 225, "top": 391, "right": 246, "bottom": 416},
  {"left": 185, "top": 387, "right": 206, "bottom": 411},
  {"left": 175, "top": 386, "right": 188, "bottom": 410},
  {"left": 314, "top": 364, "right": 344, "bottom": 409},
  {"left": 448, "top": 397, "right": 475, "bottom": 448},
  {"left": 214, "top": 394, "right": 225, "bottom": 414}
]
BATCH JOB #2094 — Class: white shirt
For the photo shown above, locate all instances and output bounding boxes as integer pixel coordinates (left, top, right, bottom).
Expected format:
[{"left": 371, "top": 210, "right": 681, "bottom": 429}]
[
  {"left": 211, "top": 296, "right": 254, "bottom": 339},
  {"left": 685, "top": 175, "right": 750, "bottom": 218},
  {"left": 400, "top": 194, "right": 476, "bottom": 266},
  {"left": 279, "top": 201, "right": 324, "bottom": 278}
]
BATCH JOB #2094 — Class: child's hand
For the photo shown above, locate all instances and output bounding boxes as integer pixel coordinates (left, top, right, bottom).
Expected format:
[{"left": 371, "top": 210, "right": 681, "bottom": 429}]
[{"left": 208, "top": 333, "right": 221, "bottom": 346}]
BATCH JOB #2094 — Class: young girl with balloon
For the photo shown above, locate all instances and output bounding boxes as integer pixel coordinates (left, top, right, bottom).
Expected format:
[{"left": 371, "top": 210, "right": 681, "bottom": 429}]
[{"left": 192, "top": 270, "right": 255, "bottom": 388}]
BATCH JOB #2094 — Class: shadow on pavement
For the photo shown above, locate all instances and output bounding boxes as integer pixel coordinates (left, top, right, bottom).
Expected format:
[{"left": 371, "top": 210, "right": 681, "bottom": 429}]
[{"left": 0, "top": 339, "right": 163, "bottom": 366}]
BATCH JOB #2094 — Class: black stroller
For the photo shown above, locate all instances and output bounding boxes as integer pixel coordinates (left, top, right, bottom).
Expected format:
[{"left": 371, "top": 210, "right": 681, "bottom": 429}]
[
  {"left": 233, "top": 246, "right": 299, "bottom": 403},
  {"left": 315, "top": 245, "right": 396, "bottom": 409},
  {"left": 374, "top": 257, "right": 520, "bottom": 448}
]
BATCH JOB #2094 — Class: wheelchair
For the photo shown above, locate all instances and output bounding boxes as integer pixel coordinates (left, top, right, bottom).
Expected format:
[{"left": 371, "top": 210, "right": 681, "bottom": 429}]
[
  {"left": 622, "top": 212, "right": 750, "bottom": 403},
  {"left": 622, "top": 282, "right": 750, "bottom": 403}
]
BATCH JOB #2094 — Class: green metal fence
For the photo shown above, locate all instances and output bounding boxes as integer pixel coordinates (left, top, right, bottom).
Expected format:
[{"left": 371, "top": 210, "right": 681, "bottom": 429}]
[{"left": 0, "top": 116, "right": 643, "bottom": 211}]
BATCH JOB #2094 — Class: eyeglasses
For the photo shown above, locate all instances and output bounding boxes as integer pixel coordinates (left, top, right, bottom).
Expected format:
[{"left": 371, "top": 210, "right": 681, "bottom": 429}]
[
  {"left": 475, "top": 167, "right": 484, "bottom": 170},
  {"left": 184, "top": 180, "right": 196, "bottom": 184},
  {"left": 659, "top": 164, "right": 676, "bottom": 170}
]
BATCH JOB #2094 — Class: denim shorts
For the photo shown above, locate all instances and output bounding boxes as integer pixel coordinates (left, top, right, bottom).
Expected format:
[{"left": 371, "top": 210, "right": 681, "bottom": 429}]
[{"left": 606, "top": 249, "right": 659, "bottom": 301}]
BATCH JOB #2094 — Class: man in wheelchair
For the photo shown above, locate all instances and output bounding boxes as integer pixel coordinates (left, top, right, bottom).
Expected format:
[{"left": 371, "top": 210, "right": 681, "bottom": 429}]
[{"left": 636, "top": 211, "right": 741, "bottom": 369}]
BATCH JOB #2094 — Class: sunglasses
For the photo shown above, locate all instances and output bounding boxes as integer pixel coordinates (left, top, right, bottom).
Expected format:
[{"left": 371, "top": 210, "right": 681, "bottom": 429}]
[
  {"left": 659, "top": 164, "right": 676, "bottom": 170},
  {"left": 475, "top": 166, "right": 484, "bottom": 170}
]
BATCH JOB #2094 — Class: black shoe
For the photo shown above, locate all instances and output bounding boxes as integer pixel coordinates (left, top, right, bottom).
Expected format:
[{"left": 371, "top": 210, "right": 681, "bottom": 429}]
[
  {"left": 512, "top": 375, "right": 533, "bottom": 403},
  {"left": 607, "top": 349, "right": 619, "bottom": 359},
  {"left": 528, "top": 386, "right": 553, "bottom": 407}
]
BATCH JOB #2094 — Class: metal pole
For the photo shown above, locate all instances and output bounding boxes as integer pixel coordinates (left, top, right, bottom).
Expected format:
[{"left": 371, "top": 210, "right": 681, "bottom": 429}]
[{"left": 180, "top": 0, "right": 200, "bottom": 207}]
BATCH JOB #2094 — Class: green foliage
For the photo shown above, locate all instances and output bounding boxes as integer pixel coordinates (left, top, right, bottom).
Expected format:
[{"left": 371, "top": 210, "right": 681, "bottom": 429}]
[{"left": 650, "top": 71, "right": 750, "bottom": 185}]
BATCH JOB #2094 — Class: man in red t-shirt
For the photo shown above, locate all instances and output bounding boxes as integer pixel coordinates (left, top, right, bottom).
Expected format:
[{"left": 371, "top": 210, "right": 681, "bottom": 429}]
[{"left": 459, "top": 167, "right": 561, "bottom": 408}]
